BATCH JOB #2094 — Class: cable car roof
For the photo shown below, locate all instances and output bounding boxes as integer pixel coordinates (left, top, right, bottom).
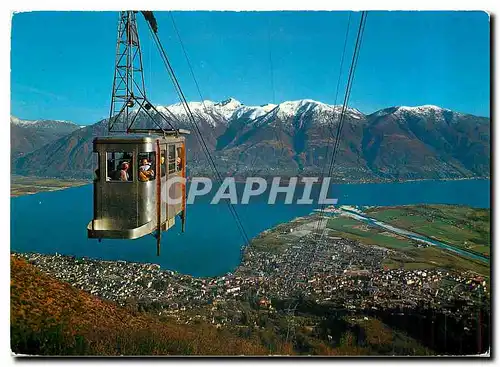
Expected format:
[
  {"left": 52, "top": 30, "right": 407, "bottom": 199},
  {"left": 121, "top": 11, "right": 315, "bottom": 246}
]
[{"left": 93, "top": 131, "right": 190, "bottom": 145}]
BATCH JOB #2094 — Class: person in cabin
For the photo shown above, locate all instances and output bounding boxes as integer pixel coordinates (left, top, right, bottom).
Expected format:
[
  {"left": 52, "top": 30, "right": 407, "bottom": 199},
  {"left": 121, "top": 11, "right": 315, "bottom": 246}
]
[
  {"left": 176, "top": 147, "right": 183, "bottom": 170},
  {"left": 139, "top": 158, "right": 151, "bottom": 171},
  {"left": 119, "top": 161, "right": 130, "bottom": 181},
  {"left": 138, "top": 158, "right": 154, "bottom": 182},
  {"left": 160, "top": 155, "right": 166, "bottom": 177}
]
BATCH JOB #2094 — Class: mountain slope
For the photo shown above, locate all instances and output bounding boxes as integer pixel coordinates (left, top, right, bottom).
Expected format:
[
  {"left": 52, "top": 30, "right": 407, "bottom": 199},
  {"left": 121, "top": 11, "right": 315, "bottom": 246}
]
[
  {"left": 11, "top": 255, "right": 271, "bottom": 356},
  {"left": 11, "top": 116, "right": 81, "bottom": 158},
  {"left": 12, "top": 100, "right": 490, "bottom": 181},
  {"left": 13, "top": 99, "right": 270, "bottom": 178},
  {"left": 14, "top": 120, "right": 107, "bottom": 178},
  {"left": 362, "top": 106, "right": 490, "bottom": 179},
  {"left": 216, "top": 100, "right": 371, "bottom": 178}
]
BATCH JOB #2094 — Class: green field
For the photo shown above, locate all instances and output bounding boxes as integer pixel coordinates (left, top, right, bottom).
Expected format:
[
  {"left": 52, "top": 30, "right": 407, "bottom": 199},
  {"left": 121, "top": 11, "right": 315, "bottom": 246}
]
[
  {"left": 250, "top": 205, "right": 490, "bottom": 279},
  {"left": 364, "top": 205, "right": 491, "bottom": 257},
  {"left": 326, "top": 207, "right": 490, "bottom": 279},
  {"left": 326, "top": 216, "right": 414, "bottom": 249}
]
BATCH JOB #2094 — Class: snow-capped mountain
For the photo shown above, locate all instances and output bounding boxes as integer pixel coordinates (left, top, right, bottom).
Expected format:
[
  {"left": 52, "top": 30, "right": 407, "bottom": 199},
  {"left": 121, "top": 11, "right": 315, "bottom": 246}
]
[
  {"left": 231, "top": 103, "right": 277, "bottom": 121},
  {"left": 248, "top": 99, "right": 365, "bottom": 129},
  {"left": 155, "top": 98, "right": 365, "bottom": 129},
  {"left": 13, "top": 98, "right": 490, "bottom": 182},
  {"left": 11, "top": 116, "right": 81, "bottom": 158},
  {"left": 152, "top": 97, "right": 359, "bottom": 136},
  {"left": 397, "top": 104, "right": 450, "bottom": 113},
  {"left": 11, "top": 116, "right": 78, "bottom": 129},
  {"left": 370, "top": 104, "right": 465, "bottom": 123},
  {"left": 270, "top": 99, "right": 363, "bottom": 121},
  {"left": 156, "top": 98, "right": 245, "bottom": 128}
]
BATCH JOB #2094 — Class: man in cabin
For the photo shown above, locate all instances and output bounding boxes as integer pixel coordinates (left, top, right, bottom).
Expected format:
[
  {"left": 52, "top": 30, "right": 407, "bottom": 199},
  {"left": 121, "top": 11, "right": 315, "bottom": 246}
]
[
  {"left": 139, "top": 158, "right": 154, "bottom": 182},
  {"left": 120, "top": 162, "right": 130, "bottom": 181}
]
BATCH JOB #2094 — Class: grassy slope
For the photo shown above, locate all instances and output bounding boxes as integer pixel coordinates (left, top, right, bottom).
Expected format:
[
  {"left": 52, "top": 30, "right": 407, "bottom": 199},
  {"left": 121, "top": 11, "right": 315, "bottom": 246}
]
[
  {"left": 10, "top": 256, "right": 273, "bottom": 356},
  {"left": 11, "top": 254, "right": 429, "bottom": 356}
]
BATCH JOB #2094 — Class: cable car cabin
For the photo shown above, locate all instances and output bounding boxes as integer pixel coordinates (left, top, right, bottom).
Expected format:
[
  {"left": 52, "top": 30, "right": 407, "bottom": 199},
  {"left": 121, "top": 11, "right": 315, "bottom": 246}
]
[{"left": 87, "top": 135, "right": 187, "bottom": 242}]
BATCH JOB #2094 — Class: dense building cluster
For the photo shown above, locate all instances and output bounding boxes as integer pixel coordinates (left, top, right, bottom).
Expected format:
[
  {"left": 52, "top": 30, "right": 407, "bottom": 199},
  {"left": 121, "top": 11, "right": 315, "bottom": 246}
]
[
  {"left": 234, "top": 230, "right": 487, "bottom": 312},
  {"left": 15, "top": 216, "right": 487, "bottom": 327}
]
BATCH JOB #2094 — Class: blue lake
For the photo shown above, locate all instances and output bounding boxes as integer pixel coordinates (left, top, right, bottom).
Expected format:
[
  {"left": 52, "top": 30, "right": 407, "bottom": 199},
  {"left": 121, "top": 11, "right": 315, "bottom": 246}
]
[{"left": 11, "top": 179, "right": 490, "bottom": 277}]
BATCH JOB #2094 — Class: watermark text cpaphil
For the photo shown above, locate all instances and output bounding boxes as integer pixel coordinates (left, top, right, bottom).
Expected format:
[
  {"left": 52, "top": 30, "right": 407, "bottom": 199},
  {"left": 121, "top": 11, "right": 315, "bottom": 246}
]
[{"left": 164, "top": 176, "right": 339, "bottom": 205}]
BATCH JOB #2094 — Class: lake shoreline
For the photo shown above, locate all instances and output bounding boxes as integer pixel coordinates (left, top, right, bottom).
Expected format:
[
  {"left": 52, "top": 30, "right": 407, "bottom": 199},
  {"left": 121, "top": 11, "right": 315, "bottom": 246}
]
[
  {"left": 188, "top": 175, "right": 490, "bottom": 185},
  {"left": 10, "top": 174, "right": 490, "bottom": 198},
  {"left": 11, "top": 175, "right": 90, "bottom": 197}
]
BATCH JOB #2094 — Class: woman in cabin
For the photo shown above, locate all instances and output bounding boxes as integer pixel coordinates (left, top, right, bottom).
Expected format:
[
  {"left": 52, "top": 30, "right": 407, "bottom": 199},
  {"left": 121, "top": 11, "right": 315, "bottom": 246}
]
[{"left": 138, "top": 158, "right": 154, "bottom": 182}]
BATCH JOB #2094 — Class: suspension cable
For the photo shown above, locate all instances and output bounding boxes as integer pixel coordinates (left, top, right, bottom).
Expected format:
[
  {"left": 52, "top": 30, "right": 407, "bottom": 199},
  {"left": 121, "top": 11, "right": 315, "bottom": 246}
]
[
  {"left": 327, "top": 12, "right": 367, "bottom": 178},
  {"left": 261, "top": 14, "right": 287, "bottom": 169},
  {"left": 267, "top": 16, "right": 276, "bottom": 105},
  {"left": 313, "top": 12, "right": 352, "bottom": 236},
  {"left": 151, "top": 18, "right": 250, "bottom": 247},
  {"left": 146, "top": 18, "right": 251, "bottom": 247},
  {"left": 167, "top": 13, "right": 256, "bottom": 249},
  {"left": 318, "top": 11, "right": 368, "bottom": 239},
  {"left": 169, "top": 12, "right": 209, "bottom": 111}
]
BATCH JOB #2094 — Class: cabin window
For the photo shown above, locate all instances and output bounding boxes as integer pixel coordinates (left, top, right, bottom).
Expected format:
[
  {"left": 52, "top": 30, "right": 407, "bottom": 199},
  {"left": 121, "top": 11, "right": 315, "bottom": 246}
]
[
  {"left": 160, "top": 149, "right": 166, "bottom": 177},
  {"left": 106, "top": 152, "right": 133, "bottom": 182},
  {"left": 93, "top": 152, "right": 100, "bottom": 181},
  {"left": 168, "top": 145, "right": 176, "bottom": 174},
  {"left": 176, "top": 146, "right": 183, "bottom": 171},
  {"left": 138, "top": 152, "right": 156, "bottom": 182}
]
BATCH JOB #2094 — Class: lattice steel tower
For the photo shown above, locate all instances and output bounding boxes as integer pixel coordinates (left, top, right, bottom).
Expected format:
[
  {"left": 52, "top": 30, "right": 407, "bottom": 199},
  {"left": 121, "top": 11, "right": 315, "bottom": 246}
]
[{"left": 108, "top": 11, "right": 171, "bottom": 133}]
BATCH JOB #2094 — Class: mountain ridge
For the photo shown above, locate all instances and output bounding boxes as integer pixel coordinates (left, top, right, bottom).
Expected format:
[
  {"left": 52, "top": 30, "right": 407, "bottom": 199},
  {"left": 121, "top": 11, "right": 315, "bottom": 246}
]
[
  {"left": 10, "top": 115, "right": 82, "bottom": 158},
  {"left": 12, "top": 98, "right": 490, "bottom": 181}
]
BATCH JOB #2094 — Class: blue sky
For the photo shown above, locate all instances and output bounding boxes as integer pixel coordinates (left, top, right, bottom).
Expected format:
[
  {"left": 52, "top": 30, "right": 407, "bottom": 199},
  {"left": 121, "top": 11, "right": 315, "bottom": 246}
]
[{"left": 11, "top": 11, "right": 490, "bottom": 124}]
